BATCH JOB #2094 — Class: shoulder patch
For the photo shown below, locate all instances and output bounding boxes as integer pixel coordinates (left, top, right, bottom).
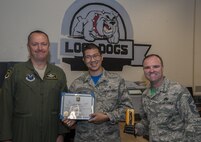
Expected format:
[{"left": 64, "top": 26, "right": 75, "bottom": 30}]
[{"left": 4, "top": 69, "right": 13, "bottom": 79}]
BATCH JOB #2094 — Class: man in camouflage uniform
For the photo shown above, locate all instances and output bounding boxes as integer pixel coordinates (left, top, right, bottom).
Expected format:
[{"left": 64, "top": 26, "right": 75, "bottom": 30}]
[
  {"left": 65, "top": 43, "right": 133, "bottom": 142},
  {"left": 135, "top": 54, "right": 201, "bottom": 142}
]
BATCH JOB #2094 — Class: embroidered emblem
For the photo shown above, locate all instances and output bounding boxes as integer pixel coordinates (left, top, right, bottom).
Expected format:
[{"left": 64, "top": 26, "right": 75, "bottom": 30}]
[
  {"left": 26, "top": 74, "right": 35, "bottom": 82},
  {"left": 45, "top": 73, "right": 57, "bottom": 80},
  {"left": 63, "top": 111, "right": 69, "bottom": 117}
]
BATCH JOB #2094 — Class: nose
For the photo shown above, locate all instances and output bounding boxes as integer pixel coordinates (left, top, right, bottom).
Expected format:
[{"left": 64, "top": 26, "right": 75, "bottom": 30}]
[
  {"left": 91, "top": 56, "right": 96, "bottom": 61},
  {"left": 150, "top": 67, "right": 155, "bottom": 72},
  {"left": 110, "top": 21, "right": 115, "bottom": 25},
  {"left": 37, "top": 44, "right": 43, "bottom": 50}
]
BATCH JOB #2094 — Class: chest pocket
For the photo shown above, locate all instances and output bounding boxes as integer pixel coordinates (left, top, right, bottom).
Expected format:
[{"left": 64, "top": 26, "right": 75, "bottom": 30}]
[
  {"left": 143, "top": 95, "right": 178, "bottom": 120},
  {"left": 96, "top": 83, "right": 119, "bottom": 112}
]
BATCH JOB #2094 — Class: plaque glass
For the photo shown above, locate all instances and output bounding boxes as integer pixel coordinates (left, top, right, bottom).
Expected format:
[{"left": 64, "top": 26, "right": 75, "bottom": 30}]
[{"left": 60, "top": 92, "right": 94, "bottom": 120}]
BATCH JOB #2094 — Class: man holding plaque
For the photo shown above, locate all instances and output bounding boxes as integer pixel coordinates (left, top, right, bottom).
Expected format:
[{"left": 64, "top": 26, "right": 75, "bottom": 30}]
[
  {"left": 65, "top": 43, "right": 133, "bottom": 142},
  {"left": 134, "top": 54, "right": 201, "bottom": 142},
  {"left": 0, "top": 30, "right": 69, "bottom": 142}
]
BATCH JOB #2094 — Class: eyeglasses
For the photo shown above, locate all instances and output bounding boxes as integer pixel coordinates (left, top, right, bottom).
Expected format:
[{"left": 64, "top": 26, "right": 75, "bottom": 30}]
[{"left": 84, "top": 53, "right": 102, "bottom": 62}]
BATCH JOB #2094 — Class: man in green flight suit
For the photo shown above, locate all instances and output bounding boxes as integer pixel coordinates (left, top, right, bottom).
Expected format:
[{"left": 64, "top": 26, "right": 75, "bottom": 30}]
[{"left": 0, "top": 30, "right": 68, "bottom": 142}]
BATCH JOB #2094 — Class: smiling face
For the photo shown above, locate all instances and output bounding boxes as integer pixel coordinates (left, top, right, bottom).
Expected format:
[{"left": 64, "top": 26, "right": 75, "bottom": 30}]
[
  {"left": 27, "top": 32, "right": 50, "bottom": 63},
  {"left": 143, "top": 55, "right": 164, "bottom": 88},
  {"left": 83, "top": 48, "right": 103, "bottom": 76}
]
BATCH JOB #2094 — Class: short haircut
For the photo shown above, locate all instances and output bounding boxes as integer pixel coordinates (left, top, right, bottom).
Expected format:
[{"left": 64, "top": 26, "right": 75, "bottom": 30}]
[
  {"left": 27, "top": 30, "right": 49, "bottom": 45},
  {"left": 143, "top": 54, "right": 164, "bottom": 67},
  {"left": 82, "top": 43, "right": 102, "bottom": 56}
]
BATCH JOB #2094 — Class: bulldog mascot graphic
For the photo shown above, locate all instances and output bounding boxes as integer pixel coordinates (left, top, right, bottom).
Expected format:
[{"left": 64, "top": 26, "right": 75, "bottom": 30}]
[{"left": 72, "top": 10, "right": 120, "bottom": 44}]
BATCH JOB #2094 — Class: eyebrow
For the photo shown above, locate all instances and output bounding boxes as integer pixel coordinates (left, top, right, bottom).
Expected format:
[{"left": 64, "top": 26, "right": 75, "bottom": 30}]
[
  {"left": 84, "top": 53, "right": 100, "bottom": 56},
  {"left": 143, "top": 65, "right": 161, "bottom": 69}
]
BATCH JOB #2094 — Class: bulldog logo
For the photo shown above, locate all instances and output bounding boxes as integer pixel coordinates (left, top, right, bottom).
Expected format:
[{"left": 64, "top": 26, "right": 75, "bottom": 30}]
[
  {"left": 72, "top": 10, "right": 120, "bottom": 44},
  {"left": 57, "top": 0, "right": 151, "bottom": 71}
]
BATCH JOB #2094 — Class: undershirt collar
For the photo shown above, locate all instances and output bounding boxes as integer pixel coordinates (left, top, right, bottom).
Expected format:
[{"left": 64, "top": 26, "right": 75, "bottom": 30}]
[{"left": 91, "top": 73, "right": 102, "bottom": 85}]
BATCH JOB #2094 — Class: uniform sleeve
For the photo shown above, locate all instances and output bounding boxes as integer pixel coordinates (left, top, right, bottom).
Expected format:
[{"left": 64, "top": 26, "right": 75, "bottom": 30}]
[
  {"left": 134, "top": 103, "right": 149, "bottom": 136},
  {"left": 178, "top": 87, "right": 200, "bottom": 140},
  {"left": 69, "top": 80, "right": 76, "bottom": 93},
  {"left": 57, "top": 70, "right": 70, "bottom": 134},
  {"left": 60, "top": 70, "right": 68, "bottom": 93},
  {"left": 106, "top": 78, "right": 133, "bottom": 124},
  {"left": 0, "top": 68, "right": 15, "bottom": 141},
  {"left": 134, "top": 89, "right": 149, "bottom": 136}
]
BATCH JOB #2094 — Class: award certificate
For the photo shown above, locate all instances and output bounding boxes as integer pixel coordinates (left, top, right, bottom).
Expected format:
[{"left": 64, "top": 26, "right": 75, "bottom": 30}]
[{"left": 60, "top": 92, "right": 94, "bottom": 120}]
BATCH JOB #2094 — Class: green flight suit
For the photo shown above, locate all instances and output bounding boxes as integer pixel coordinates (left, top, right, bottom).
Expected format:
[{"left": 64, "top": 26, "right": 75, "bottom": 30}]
[{"left": 0, "top": 60, "right": 68, "bottom": 142}]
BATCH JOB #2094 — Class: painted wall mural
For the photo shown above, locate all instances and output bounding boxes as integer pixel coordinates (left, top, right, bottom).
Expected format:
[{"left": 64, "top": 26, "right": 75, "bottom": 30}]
[{"left": 50, "top": 0, "right": 151, "bottom": 71}]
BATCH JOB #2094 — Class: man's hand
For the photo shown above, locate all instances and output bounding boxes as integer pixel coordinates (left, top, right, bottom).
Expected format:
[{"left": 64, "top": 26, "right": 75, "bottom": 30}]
[
  {"left": 56, "top": 135, "right": 64, "bottom": 142},
  {"left": 88, "top": 112, "right": 109, "bottom": 124},
  {"left": 134, "top": 128, "right": 137, "bottom": 137},
  {"left": 62, "top": 118, "right": 76, "bottom": 127}
]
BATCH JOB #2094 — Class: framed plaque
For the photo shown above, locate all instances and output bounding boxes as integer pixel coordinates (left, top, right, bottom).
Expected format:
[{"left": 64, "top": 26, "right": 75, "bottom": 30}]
[{"left": 60, "top": 92, "right": 94, "bottom": 120}]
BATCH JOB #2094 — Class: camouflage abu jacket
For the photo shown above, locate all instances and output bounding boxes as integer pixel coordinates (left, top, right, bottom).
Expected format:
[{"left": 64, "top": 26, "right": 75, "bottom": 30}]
[
  {"left": 69, "top": 69, "right": 133, "bottom": 142},
  {"left": 135, "top": 78, "right": 201, "bottom": 142}
]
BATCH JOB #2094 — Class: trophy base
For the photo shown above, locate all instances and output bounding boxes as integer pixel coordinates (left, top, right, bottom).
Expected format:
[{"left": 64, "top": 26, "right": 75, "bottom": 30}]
[{"left": 124, "top": 124, "right": 135, "bottom": 134}]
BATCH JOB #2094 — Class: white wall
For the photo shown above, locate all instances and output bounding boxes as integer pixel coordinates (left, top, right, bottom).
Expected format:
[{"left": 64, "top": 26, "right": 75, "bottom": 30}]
[
  {"left": 194, "top": 0, "right": 201, "bottom": 95},
  {"left": 0, "top": 0, "right": 200, "bottom": 89}
]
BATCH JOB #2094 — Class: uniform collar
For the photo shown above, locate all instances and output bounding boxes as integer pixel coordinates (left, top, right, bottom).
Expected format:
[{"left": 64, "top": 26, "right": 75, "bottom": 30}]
[
  {"left": 147, "top": 77, "right": 169, "bottom": 97},
  {"left": 25, "top": 59, "right": 51, "bottom": 74},
  {"left": 84, "top": 69, "right": 107, "bottom": 83}
]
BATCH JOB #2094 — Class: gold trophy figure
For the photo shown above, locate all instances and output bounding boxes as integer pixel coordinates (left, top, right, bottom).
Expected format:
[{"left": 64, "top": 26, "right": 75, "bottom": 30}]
[{"left": 124, "top": 108, "right": 135, "bottom": 135}]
